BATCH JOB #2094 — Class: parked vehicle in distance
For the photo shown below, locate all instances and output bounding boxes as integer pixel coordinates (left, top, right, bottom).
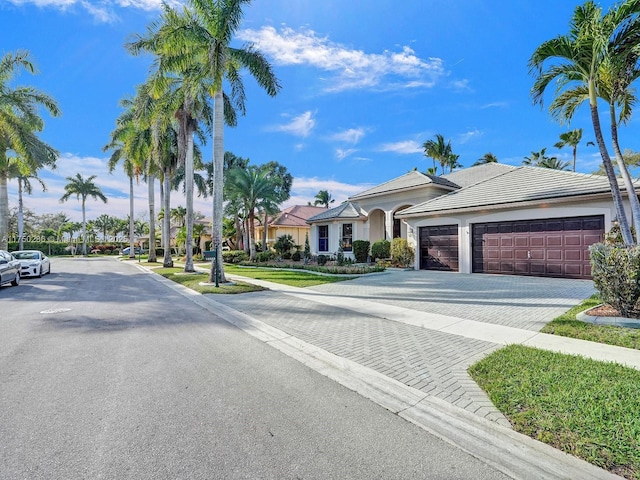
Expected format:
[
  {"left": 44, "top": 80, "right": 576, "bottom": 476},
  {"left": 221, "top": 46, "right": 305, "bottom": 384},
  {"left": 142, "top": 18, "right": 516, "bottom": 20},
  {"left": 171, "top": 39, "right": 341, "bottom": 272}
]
[
  {"left": 121, "top": 246, "right": 144, "bottom": 255},
  {"left": 11, "top": 250, "right": 51, "bottom": 278},
  {"left": 0, "top": 250, "right": 20, "bottom": 287}
]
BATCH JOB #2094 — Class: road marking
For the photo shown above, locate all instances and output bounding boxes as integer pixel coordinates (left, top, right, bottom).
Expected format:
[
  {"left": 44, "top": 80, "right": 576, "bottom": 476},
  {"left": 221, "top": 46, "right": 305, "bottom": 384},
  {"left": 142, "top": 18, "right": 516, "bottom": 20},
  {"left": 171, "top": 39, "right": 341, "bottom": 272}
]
[{"left": 40, "top": 308, "right": 71, "bottom": 314}]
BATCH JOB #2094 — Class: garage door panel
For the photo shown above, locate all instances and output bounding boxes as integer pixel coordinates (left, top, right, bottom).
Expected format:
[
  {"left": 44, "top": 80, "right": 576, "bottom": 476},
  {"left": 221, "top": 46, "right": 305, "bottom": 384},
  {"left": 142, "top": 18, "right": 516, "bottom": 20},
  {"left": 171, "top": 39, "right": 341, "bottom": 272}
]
[
  {"left": 472, "top": 215, "right": 604, "bottom": 279},
  {"left": 420, "top": 225, "right": 459, "bottom": 271}
]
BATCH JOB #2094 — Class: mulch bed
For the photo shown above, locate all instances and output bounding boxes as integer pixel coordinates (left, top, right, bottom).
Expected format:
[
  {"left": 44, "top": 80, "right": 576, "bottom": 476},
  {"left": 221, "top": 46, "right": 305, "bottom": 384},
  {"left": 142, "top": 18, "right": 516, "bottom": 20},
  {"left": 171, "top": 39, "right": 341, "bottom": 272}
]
[{"left": 586, "top": 304, "right": 640, "bottom": 319}]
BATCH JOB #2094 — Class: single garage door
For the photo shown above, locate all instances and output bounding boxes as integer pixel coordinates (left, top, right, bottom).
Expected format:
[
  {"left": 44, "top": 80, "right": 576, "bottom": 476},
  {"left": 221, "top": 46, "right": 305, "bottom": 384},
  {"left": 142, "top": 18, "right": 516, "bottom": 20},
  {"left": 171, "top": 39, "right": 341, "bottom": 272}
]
[
  {"left": 420, "top": 225, "right": 459, "bottom": 271},
  {"left": 472, "top": 215, "right": 604, "bottom": 279}
]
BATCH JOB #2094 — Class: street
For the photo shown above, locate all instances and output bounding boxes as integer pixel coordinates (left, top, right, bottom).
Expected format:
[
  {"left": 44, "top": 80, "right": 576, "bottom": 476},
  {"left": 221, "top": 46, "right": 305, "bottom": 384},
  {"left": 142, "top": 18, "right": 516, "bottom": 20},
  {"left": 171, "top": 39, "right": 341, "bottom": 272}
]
[{"left": 0, "top": 257, "right": 510, "bottom": 479}]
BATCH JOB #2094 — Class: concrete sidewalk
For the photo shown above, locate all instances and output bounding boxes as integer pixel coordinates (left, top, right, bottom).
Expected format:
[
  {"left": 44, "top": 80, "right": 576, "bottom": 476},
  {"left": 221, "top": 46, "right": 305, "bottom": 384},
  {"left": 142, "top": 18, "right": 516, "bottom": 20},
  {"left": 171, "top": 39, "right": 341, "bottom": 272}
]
[{"left": 140, "top": 262, "right": 637, "bottom": 479}]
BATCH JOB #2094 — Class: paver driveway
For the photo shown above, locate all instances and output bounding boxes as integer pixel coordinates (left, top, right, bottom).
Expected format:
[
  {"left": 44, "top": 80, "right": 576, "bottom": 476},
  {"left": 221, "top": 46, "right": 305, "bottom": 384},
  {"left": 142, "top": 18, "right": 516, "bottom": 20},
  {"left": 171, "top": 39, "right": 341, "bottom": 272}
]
[{"left": 309, "top": 269, "right": 596, "bottom": 331}]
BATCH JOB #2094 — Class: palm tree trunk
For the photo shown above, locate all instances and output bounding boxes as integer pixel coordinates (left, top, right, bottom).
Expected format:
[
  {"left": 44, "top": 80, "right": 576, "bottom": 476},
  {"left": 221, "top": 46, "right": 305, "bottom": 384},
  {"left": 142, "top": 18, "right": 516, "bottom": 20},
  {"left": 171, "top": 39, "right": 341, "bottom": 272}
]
[
  {"left": 263, "top": 210, "right": 268, "bottom": 251},
  {"left": 610, "top": 104, "right": 640, "bottom": 244},
  {"left": 248, "top": 210, "right": 256, "bottom": 260},
  {"left": 129, "top": 175, "right": 135, "bottom": 259},
  {"left": 591, "top": 103, "right": 634, "bottom": 245},
  {"left": 163, "top": 168, "right": 173, "bottom": 268},
  {"left": 572, "top": 145, "right": 577, "bottom": 173},
  {"left": 159, "top": 178, "right": 165, "bottom": 255},
  {"left": 184, "top": 126, "right": 195, "bottom": 272},
  {"left": 210, "top": 89, "right": 226, "bottom": 283},
  {"left": 18, "top": 179, "right": 24, "bottom": 251},
  {"left": 81, "top": 199, "right": 88, "bottom": 256},
  {"left": 147, "top": 174, "right": 157, "bottom": 263},
  {"left": 0, "top": 171, "right": 9, "bottom": 251}
]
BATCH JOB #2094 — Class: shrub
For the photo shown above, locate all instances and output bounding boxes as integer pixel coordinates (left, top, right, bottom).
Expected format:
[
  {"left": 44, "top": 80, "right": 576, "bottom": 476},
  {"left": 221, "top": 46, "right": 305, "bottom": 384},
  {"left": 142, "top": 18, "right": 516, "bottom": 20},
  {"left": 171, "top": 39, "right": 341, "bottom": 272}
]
[
  {"left": 256, "top": 250, "right": 276, "bottom": 262},
  {"left": 317, "top": 254, "right": 328, "bottom": 266},
  {"left": 353, "top": 240, "right": 370, "bottom": 263},
  {"left": 371, "top": 240, "right": 391, "bottom": 260},
  {"left": 292, "top": 251, "right": 301, "bottom": 261},
  {"left": 282, "top": 252, "right": 292, "bottom": 260},
  {"left": 304, "top": 233, "right": 311, "bottom": 260},
  {"left": 589, "top": 243, "right": 640, "bottom": 317},
  {"left": 391, "top": 238, "right": 414, "bottom": 268},
  {"left": 223, "top": 250, "right": 248, "bottom": 264},
  {"left": 273, "top": 234, "right": 295, "bottom": 255}
]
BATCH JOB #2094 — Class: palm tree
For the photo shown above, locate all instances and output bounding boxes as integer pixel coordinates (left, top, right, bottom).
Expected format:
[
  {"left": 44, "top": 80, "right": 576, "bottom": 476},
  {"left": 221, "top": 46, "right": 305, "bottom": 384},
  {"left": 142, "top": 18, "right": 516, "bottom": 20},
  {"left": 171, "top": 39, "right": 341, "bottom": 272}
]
[
  {"left": 423, "top": 134, "right": 452, "bottom": 175},
  {"left": 445, "top": 152, "right": 462, "bottom": 173},
  {"left": 523, "top": 148, "right": 558, "bottom": 167},
  {"left": 130, "top": 0, "right": 281, "bottom": 282},
  {"left": 193, "top": 222, "right": 207, "bottom": 254},
  {"left": 171, "top": 206, "right": 187, "bottom": 228},
  {"left": 529, "top": 1, "right": 640, "bottom": 245},
  {"left": 94, "top": 214, "right": 115, "bottom": 242},
  {"left": 554, "top": 128, "right": 586, "bottom": 172},
  {"left": 473, "top": 152, "right": 498, "bottom": 166},
  {"left": 314, "top": 189, "right": 334, "bottom": 208},
  {"left": 0, "top": 50, "right": 60, "bottom": 250},
  {"left": 538, "top": 157, "right": 571, "bottom": 170},
  {"left": 7, "top": 157, "right": 47, "bottom": 250},
  {"left": 59, "top": 174, "right": 107, "bottom": 256},
  {"left": 226, "top": 165, "right": 280, "bottom": 260}
]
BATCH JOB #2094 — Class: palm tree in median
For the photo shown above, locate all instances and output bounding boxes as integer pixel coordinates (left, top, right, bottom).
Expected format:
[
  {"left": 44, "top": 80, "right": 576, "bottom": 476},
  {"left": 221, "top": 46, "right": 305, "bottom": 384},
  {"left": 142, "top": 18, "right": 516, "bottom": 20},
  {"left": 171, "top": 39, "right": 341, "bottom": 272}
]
[
  {"left": 529, "top": 1, "right": 640, "bottom": 245},
  {"left": 0, "top": 50, "right": 60, "bottom": 250},
  {"left": 60, "top": 174, "right": 108, "bottom": 256}
]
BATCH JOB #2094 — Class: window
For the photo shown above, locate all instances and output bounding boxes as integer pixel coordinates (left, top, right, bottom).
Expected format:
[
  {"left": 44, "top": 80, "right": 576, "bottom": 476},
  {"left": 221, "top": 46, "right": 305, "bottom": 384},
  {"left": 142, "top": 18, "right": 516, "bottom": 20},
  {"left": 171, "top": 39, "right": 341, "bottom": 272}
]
[
  {"left": 342, "top": 223, "right": 353, "bottom": 252},
  {"left": 318, "top": 225, "right": 329, "bottom": 252}
]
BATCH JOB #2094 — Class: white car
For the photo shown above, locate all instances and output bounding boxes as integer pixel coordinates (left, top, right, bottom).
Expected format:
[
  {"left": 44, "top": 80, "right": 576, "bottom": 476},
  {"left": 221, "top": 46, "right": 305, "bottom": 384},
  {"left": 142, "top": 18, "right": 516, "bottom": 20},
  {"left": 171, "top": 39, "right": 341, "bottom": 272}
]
[{"left": 12, "top": 250, "right": 51, "bottom": 278}]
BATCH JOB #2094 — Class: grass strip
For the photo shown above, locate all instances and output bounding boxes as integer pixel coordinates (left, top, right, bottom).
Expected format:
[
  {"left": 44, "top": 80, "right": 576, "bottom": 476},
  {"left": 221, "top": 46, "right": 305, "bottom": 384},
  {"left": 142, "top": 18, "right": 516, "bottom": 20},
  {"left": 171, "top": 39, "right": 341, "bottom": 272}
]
[
  {"left": 469, "top": 345, "right": 640, "bottom": 479},
  {"left": 222, "top": 264, "right": 356, "bottom": 287},
  {"left": 541, "top": 294, "right": 640, "bottom": 350},
  {"left": 155, "top": 267, "right": 265, "bottom": 294}
]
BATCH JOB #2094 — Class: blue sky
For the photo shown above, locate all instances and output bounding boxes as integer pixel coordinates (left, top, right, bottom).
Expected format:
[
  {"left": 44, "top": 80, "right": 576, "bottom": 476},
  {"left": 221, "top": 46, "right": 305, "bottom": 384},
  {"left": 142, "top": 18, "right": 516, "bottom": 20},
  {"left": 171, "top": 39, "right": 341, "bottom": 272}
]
[{"left": 2, "top": 0, "right": 634, "bottom": 223}]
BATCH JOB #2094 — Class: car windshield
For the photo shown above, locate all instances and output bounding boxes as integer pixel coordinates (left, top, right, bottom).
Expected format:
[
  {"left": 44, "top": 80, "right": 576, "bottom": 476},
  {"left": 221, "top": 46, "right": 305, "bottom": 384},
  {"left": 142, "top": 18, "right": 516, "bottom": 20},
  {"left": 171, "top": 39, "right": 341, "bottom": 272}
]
[{"left": 14, "top": 252, "right": 38, "bottom": 260}]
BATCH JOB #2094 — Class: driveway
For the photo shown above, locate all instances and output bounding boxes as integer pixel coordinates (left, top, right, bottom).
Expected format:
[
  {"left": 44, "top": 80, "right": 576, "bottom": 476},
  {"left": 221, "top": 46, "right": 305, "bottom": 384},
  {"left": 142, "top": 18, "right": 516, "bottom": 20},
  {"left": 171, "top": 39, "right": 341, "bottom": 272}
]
[{"left": 308, "top": 269, "right": 596, "bottom": 331}]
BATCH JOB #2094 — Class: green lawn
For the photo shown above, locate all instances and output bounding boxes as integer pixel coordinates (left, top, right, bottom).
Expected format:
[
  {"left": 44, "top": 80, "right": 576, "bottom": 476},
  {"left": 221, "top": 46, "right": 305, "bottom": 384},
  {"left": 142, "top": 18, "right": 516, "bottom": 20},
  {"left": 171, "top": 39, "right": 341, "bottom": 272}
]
[
  {"left": 469, "top": 345, "right": 640, "bottom": 479},
  {"left": 221, "top": 264, "right": 357, "bottom": 287},
  {"left": 541, "top": 294, "right": 640, "bottom": 350},
  {"left": 155, "top": 267, "right": 265, "bottom": 294}
]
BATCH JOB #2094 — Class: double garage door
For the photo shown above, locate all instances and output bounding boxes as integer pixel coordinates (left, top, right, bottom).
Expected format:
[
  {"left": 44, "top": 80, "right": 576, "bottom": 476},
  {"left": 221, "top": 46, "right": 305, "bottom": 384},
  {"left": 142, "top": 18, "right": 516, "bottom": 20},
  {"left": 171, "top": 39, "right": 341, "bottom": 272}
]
[{"left": 420, "top": 215, "right": 604, "bottom": 279}]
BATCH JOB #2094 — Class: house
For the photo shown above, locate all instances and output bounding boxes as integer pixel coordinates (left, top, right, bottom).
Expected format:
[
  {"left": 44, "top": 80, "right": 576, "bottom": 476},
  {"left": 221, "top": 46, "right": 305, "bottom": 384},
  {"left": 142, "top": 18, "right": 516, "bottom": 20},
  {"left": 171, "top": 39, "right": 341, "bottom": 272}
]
[
  {"left": 255, "top": 205, "right": 327, "bottom": 249},
  {"left": 307, "top": 164, "right": 635, "bottom": 279}
]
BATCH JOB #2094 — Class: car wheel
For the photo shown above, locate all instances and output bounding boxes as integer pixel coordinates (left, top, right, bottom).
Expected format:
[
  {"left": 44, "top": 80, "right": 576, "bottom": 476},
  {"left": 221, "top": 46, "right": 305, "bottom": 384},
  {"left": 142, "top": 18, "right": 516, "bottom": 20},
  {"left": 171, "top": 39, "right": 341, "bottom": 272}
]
[
  {"left": 11, "top": 273, "right": 20, "bottom": 286},
  {"left": 38, "top": 267, "right": 43, "bottom": 278},
  {"left": 48, "top": 265, "right": 51, "bottom": 275}
]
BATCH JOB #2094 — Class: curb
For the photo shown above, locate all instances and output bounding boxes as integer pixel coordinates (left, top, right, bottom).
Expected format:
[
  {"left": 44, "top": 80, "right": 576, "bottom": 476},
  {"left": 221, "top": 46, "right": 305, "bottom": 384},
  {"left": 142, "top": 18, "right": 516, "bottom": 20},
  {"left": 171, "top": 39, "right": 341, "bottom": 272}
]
[
  {"left": 144, "top": 265, "right": 622, "bottom": 480},
  {"left": 577, "top": 306, "right": 640, "bottom": 329}
]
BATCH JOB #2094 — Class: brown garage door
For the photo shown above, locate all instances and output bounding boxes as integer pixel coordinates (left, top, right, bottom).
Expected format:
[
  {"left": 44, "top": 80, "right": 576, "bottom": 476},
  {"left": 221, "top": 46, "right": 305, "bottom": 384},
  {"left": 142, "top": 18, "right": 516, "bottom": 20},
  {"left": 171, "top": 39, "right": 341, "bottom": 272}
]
[
  {"left": 472, "top": 215, "right": 604, "bottom": 279},
  {"left": 420, "top": 225, "right": 459, "bottom": 271}
]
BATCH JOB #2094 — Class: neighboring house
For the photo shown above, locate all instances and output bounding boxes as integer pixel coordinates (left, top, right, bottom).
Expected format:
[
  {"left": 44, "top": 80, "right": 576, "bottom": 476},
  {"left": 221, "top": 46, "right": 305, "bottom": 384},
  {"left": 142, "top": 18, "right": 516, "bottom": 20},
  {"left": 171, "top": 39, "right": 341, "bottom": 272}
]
[
  {"left": 255, "top": 205, "right": 327, "bottom": 249},
  {"left": 307, "top": 164, "right": 636, "bottom": 279}
]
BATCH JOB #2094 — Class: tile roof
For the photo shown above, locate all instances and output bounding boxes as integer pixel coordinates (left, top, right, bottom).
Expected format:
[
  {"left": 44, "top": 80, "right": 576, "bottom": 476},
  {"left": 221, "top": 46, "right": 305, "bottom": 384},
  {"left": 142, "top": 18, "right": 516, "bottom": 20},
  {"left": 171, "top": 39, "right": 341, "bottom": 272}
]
[
  {"left": 306, "top": 201, "right": 366, "bottom": 223},
  {"left": 349, "top": 170, "right": 458, "bottom": 200},
  {"left": 397, "top": 166, "right": 629, "bottom": 217},
  {"left": 441, "top": 163, "right": 517, "bottom": 188},
  {"left": 270, "top": 205, "right": 327, "bottom": 227}
]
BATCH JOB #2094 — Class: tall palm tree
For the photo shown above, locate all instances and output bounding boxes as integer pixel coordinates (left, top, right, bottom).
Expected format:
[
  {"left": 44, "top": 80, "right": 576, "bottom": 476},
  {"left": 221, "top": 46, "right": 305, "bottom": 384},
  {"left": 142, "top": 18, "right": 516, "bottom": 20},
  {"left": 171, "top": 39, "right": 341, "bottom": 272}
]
[
  {"left": 171, "top": 206, "right": 187, "bottom": 228},
  {"left": 94, "top": 214, "right": 115, "bottom": 241},
  {"left": 473, "top": 152, "right": 498, "bottom": 166},
  {"left": 538, "top": 157, "right": 571, "bottom": 170},
  {"left": 130, "top": 0, "right": 281, "bottom": 282},
  {"left": 7, "top": 157, "right": 47, "bottom": 250},
  {"left": 314, "top": 189, "right": 334, "bottom": 208},
  {"left": 553, "top": 128, "right": 586, "bottom": 172},
  {"left": 59, "top": 174, "right": 107, "bottom": 256},
  {"left": 258, "top": 161, "right": 292, "bottom": 251},
  {"left": 529, "top": 1, "right": 639, "bottom": 245},
  {"left": 423, "top": 134, "right": 452, "bottom": 175},
  {"left": 523, "top": 148, "right": 558, "bottom": 167},
  {"left": 0, "top": 50, "right": 60, "bottom": 250}
]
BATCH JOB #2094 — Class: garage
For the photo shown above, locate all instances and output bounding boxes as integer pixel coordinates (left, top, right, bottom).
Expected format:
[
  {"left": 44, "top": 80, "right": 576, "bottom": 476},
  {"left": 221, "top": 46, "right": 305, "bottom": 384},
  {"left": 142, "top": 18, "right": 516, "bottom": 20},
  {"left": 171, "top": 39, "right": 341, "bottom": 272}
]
[
  {"left": 471, "top": 215, "right": 604, "bottom": 279},
  {"left": 420, "top": 225, "right": 459, "bottom": 271}
]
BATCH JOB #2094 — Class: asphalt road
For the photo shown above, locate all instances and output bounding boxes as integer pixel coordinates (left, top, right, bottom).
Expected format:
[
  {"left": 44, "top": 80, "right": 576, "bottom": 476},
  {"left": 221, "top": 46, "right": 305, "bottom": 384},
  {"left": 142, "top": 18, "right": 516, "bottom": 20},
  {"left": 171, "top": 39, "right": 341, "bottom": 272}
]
[{"left": 0, "top": 257, "right": 510, "bottom": 480}]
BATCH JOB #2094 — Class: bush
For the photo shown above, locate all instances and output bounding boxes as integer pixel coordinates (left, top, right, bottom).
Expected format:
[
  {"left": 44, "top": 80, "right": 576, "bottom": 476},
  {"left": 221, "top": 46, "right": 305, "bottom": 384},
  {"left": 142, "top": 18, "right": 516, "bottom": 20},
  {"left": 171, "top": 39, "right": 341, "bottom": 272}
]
[
  {"left": 589, "top": 243, "right": 640, "bottom": 317},
  {"left": 391, "top": 238, "right": 414, "bottom": 268},
  {"left": 371, "top": 240, "right": 391, "bottom": 260},
  {"left": 8, "top": 241, "right": 72, "bottom": 256},
  {"left": 273, "top": 234, "right": 295, "bottom": 255},
  {"left": 317, "top": 254, "right": 328, "bottom": 266},
  {"left": 353, "top": 240, "right": 370, "bottom": 263},
  {"left": 223, "top": 250, "right": 248, "bottom": 264},
  {"left": 292, "top": 251, "right": 301, "bottom": 261},
  {"left": 256, "top": 250, "right": 276, "bottom": 262},
  {"left": 282, "top": 252, "right": 292, "bottom": 260}
]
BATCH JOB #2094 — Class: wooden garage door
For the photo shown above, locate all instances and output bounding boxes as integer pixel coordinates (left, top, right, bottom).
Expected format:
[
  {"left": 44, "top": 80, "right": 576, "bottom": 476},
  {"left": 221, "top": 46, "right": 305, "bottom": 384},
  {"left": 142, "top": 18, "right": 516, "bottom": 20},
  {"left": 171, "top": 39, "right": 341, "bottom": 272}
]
[
  {"left": 420, "top": 225, "right": 459, "bottom": 271},
  {"left": 472, "top": 215, "right": 604, "bottom": 279}
]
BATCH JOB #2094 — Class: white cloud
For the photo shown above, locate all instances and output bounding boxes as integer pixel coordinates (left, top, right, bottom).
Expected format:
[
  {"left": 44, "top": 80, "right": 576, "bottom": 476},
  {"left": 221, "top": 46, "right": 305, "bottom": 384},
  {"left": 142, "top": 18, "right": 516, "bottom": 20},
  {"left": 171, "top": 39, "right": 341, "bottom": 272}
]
[
  {"left": 288, "top": 176, "right": 372, "bottom": 206},
  {"left": 377, "top": 140, "right": 422, "bottom": 154},
  {"left": 330, "top": 127, "right": 367, "bottom": 145},
  {"left": 271, "top": 111, "right": 316, "bottom": 137},
  {"left": 238, "top": 26, "right": 446, "bottom": 92},
  {"left": 6, "top": 0, "right": 172, "bottom": 22},
  {"left": 336, "top": 148, "right": 357, "bottom": 161},
  {"left": 481, "top": 101, "right": 509, "bottom": 109},
  {"left": 456, "top": 128, "right": 482, "bottom": 145}
]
